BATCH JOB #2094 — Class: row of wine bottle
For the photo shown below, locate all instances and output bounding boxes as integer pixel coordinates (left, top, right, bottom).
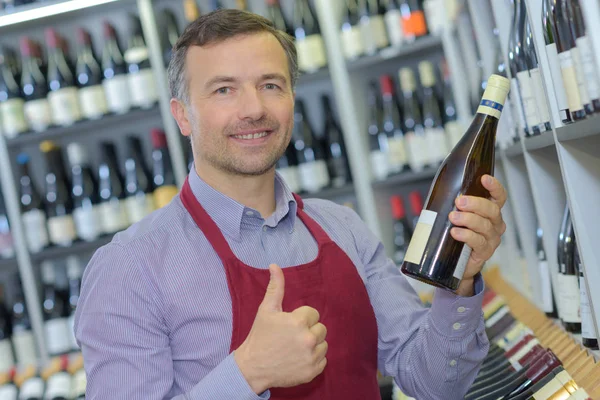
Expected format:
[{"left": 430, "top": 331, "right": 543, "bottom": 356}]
[
  {"left": 14, "top": 129, "right": 178, "bottom": 253},
  {"left": 390, "top": 191, "right": 424, "bottom": 267}
]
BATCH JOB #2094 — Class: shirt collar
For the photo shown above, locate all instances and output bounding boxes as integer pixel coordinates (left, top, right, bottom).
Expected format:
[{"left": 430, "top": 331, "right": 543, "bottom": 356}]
[{"left": 187, "top": 168, "right": 297, "bottom": 241}]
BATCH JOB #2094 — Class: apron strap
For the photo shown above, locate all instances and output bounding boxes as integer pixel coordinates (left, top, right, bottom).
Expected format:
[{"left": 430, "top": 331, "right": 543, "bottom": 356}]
[{"left": 292, "top": 193, "right": 333, "bottom": 245}]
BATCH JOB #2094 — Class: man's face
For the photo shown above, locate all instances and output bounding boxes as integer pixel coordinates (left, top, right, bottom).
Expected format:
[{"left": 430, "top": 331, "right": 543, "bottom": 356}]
[{"left": 180, "top": 32, "right": 294, "bottom": 177}]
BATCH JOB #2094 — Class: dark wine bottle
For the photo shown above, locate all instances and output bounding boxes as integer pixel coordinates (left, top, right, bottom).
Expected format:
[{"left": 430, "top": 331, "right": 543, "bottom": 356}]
[
  {"left": 0, "top": 46, "right": 28, "bottom": 138},
  {"left": 44, "top": 366, "right": 73, "bottom": 400},
  {"left": 0, "top": 286, "right": 15, "bottom": 373},
  {"left": 536, "top": 226, "right": 557, "bottom": 318},
  {"left": 98, "top": 142, "right": 130, "bottom": 234},
  {"left": 41, "top": 260, "right": 71, "bottom": 357},
  {"left": 11, "top": 275, "right": 37, "bottom": 367},
  {"left": 293, "top": 0, "right": 327, "bottom": 73},
  {"left": 384, "top": 0, "right": 404, "bottom": 48},
  {"left": 408, "top": 191, "right": 423, "bottom": 230},
  {"left": 398, "top": 0, "right": 427, "bottom": 42},
  {"left": 125, "top": 136, "right": 156, "bottom": 224},
  {"left": 162, "top": 9, "right": 181, "bottom": 66},
  {"left": 20, "top": 37, "right": 52, "bottom": 132},
  {"left": 441, "top": 61, "right": 464, "bottom": 149},
  {"left": 66, "top": 256, "right": 83, "bottom": 351},
  {"left": 266, "top": 0, "right": 295, "bottom": 37},
  {"left": 576, "top": 244, "right": 599, "bottom": 350},
  {"left": 400, "top": 74, "right": 510, "bottom": 291},
  {"left": 390, "top": 195, "right": 412, "bottom": 266},
  {"left": 321, "top": 95, "right": 352, "bottom": 188},
  {"left": 557, "top": 206, "right": 581, "bottom": 333},
  {"left": 276, "top": 142, "right": 302, "bottom": 193},
  {"left": 419, "top": 60, "right": 450, "bottom": 166},
  {"left": 102, "top": 22, "right": 132, "bottom": 115},
  {"left": 124, "top": 15, "right": 159, "bottom": 109},
  {"left": 524, "top": 17, "right": 552, "bottom": 132},
  {"left": 367, "top": 81, "right": 389, "bottom": 181},
  {"left": 379, "top": 75, "right": 408, "bottom": 174},
  {"left": 76, "top": 28, "right": 108, "bottom": 120},
  {"left": 340, "top": 0, "right": 365, "bottom": 60},
  {"left": 358, "top": 0, "right": 389, "bottom": 56},
  {"left": 507, "top": 5, "right": 530, "bottom": 138},
  {"left": 0, "top": 193, "right": 14, "bottom": 259},
  {"left": 151, "top": 129, "right": 179, "bottom": 208},
  {"left": 399, "top": 67, "right": 427, "bottom": 172}
]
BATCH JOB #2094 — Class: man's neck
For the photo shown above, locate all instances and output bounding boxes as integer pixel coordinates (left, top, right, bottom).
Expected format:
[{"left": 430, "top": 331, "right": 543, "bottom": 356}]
[{"left": 195, "top": 162, "right": 277, "bottom": 218}]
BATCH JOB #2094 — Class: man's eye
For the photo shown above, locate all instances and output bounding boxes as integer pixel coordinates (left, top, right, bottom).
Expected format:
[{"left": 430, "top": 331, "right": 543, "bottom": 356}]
[
  {"left": 216, "top": 87, "right": 231, "bottom": 94},
  {"left": 264, "top": 83, "right": 280, "bottom": 90}
]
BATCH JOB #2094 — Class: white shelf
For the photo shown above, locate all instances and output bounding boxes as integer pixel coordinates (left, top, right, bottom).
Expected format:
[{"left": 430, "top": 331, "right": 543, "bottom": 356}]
[
  {"left": 524, "top": 133, "right": 556, "bottom": 152},
  {"left": 556, "top": 115, "right": 600, "bottom": 143},
  {"left": 503, "top": 142, "right": 524, "bottom": 158}
]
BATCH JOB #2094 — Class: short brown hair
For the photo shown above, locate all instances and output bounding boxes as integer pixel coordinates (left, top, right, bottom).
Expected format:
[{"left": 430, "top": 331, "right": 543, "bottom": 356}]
[{"left": 168, "top": 9, "right": 298, "bottom": 103}]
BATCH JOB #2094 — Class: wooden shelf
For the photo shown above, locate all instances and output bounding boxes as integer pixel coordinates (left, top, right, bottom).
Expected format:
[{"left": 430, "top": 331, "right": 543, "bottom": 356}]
[
  {"left": 556, "top": 114, "right": 600, "bottom": 143},
  {"left": 372, "top": 168, "right": 438, "bottom": 190},
  {"left": 523, "top": 132, "right": 555, "bottom": 152}
]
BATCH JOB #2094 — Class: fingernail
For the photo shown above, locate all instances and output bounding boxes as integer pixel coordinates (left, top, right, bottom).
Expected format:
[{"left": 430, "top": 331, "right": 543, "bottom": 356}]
[
  {"left": 451, "top": 212, "right": 460, "bottom": 221},
  {"left": 485, "top": 176, "right": 493, "bottom": 185},
  {"left": 459, "top": 197, "right": 467, "bottom": 207},
  {"left": 452, "top": 228, "right": 462, "bottom": 238}
]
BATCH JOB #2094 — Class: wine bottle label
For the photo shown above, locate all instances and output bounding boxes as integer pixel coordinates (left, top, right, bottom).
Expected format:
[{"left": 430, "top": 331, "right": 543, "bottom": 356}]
[
  {"left": 360, "top": 19, "right": 378, "bottom": 55},
  {"left": 402, "top": 11, "right": 427, "bottom": 37},
  {"left": 424, "top": 127, "right": 448, "bottom": 165},
  {"left": 569, "top": 389, "right": 591, "bottom": 400},
  {"left": 19, "top": 377, "right": 45, "bottom": 398},
  {"left": 483, "top": 297, "right": 505, "bottom": 320},
  {"left": 545, "top": 43, "right": 570, "bottom": 114},
  {"left": 154, "top": 185, "right": 179, "bottom": 209},
  {"left": 296, "top": 34, "right": 327, "bottom": 73},
  {"left": 79, "top": 84, "right": 108, "bottom": 120},
  {"left": 298, "top": 160, "right": 330, "bottom": 193},
  {"left": 508, "top": 338, "right": 539, "bottom": 365},
  {"left": 103, "top": 75, "right": 132, "bottom": 114},
  {"left": 453, "top": 244, "right": 471, "bottom": 280},
  {"left": 575, "top": 36, "right": 600, "bottom": 101},
  {"left": 68, "top": 313, "right": 79, "bottom": 351},
  {"left": 387, "top": 135, "right": 408, "bottom": 172},
  {"left": 538, "top": 260, "right": 554, "bottom": 314},
  {"left": 45, "top": 372, "right": 72, "bottom": 399},
  {"left": 570, "top": 47, "right": 592, "bottom": 106},
  {"left": 341, "top": 25, "right": 364, "bottom": 60},
  {"left": 99, "top": 199, "right": 130, "bottom": 234},
  {"left": 328, "top": 157, "right": 349, "bottom": 188},
  {"left": 516, "top": 71, "right": 542, "bottom": 128},
  {"left": 0, "top": 384, "right": 17, "bottom": 399},
  {"left": 22, "top": 209, "right": 49, "bottom": 253},
  {"left": 444, "top": 121, "right": 463, "bottom": 149},
  {"left": 404, "top": 210, "right": 436, "bottom": 265},
  {"left": 24, "top": 98, "right": 52, "bottom": 132},
  {"left": 277, "top": 166, "right": 302, "bottom": 193},
  {"left": 531, "top": 377, "right": 568, "bottom": 398},
  {"left": 0, "top": 338, "right": 15, "bottom": 372},
  {"left": 48, "top": 215, "right": 77, "bottom": 247},
  {"left": 485, "top": 305, "right": 510, "bottom": 328},
  {"left": 73, "top": 205, "right": 102, "bottom": 242},
  {"left": 384, "top": 9, "right": 404, "bottom": 47},
  {"left": 370, "top": 15, "right": 389, "bottom": 49},
  {"left": 128, "top": 68, "right": 159, "bottom": 109},
  {"left": 404, "top": 131, "right": 428, "bottom": 172},
  {"left": 529, "top": 68, "right": 551, "bottom": 123},
  {"left": 71, "top": 369, "right": 87, "bottom": 397},
  {"left": 557, "top": 273, "right": 581, "bottom": 323},
  {"left": 370, "top": 150, "right": 389, "bottom": 181},
  {"left": 125, "top": 193, "right": 156, "bottom": 224},
  {"left": 580, "top": 275, "right": 597, "bottom": 340},
  {"left": 559, "top": 51, "right": 585, "bottom": 113},
  {"left": 423, "top": 0, "right": 445, "bottom": 36},
  {"left": 12, "top": 330, "right": 37, "bottom": 367},
  {"left": 45, "top": 317, "right": 72, "bottom": 355},
  {"left": 124, "top": 48, "right": 149, "bottom": 65},
  {"left": 48, "top": 87, "right": 82, "bottom": 126},
  {"left": 509, "top": 78, "right": 528, "bottom": 131},
  {"left": 0, "top": 98, "right": 28, "bottom": 138}
]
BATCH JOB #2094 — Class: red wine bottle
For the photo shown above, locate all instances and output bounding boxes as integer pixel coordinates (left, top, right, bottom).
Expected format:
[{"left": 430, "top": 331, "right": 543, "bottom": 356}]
[
  {"left": 390, "top": 195, "right": 412, "bottom": 266},
  {"left": 399, "top": 67, "right": 428, "bottom": 172},
  {"left": 152, "top": 129, "right": 179, "bottom": 208},
  {"left": 125, "top": 136, "right": 156, "bottom": 224},
  {"left": 380, "top": 75, "right": 408, "bottom": 173},
  {"left": 340, "top": 0, "right": 364, "bottom": 60},
  {"left": 293, "top": 0, "right": 327, "bottom": 73},
  {"left": 20, "top": 37, "right": 52, "bottom": 132},
  {"left": 368, "top": 80, "right": 390, "bottom": 181},
  {"left": 98, "top": 142, "right": 130, "bottom": 234},
  {"left": 321, "top": 95, "right": 352, "bottom": 188},
  {"left": 419, "top": 61, "right": 449, "bottom": 166},
  {"left": 0, "top": 46, "right": 28, "bottom": 138},
  {"left": 41, "top": 261, "right": 72, "bottom": 357},
  {"left": 125, "top": 15, "right": 158, "bottom": 109},
  {"left": 76, "top": 28, "right": 108, "bottom": 120},
  {"left": 102, "top": 22, "right": 131, "bottom": 115}
]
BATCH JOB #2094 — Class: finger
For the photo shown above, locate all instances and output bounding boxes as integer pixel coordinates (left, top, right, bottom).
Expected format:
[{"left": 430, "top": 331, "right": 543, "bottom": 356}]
[
  {"left": 292, "top": 306, "right": 320, "bottom": 327},
  {"left": 451, "top": 228, "right": 492, "bottom": 260},
  {"left": 455, "top": 196, "right": 502, "bottom": 225},
  {"left": 481, "top": 175, "right": 507, "bottom": 208},
  {"left": 449, "top": 211, "right": 495, "bottom": 240},
  {"left": 260, "top": 264, "right": 285, "bottom": 313},
  {"left": 316, "top": 356, "right": 328, "bottom": 375},
  {"left": 313, "top": 341, "right": 328, "bottom": 362},
  {"left": 309, "top": 323, "right": 327, "bottom": 344}
]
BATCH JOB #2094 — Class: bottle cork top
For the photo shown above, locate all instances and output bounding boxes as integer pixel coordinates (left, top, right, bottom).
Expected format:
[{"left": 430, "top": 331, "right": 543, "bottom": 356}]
[
  {"left": 418, "top": 61, "right": 436, "bottom": 88},
  {"left": 399, "top": 68, "right": 416, "bottom": 92},
  {"left": 486, "top": 74, "right": 510, "bottom": 93}
]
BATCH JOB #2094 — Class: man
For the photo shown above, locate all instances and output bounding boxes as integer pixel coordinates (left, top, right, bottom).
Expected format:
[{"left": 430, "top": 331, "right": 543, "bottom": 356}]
[{"left": 75, "top": 9, "right": 507, "bottom": 400}]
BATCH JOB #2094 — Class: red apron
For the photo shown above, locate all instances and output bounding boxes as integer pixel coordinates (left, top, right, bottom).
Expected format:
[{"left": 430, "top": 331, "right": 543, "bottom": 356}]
[{"left": 180, "top": 178, "right": 380, "bottom": 399}]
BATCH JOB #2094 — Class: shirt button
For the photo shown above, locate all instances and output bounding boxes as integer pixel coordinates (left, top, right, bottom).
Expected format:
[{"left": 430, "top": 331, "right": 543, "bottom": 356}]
[
  {"left": 450, "top": 360, "right": 457, "bottom": 367},
  {"left": 457, "top": 306, "right": 466, "bottom": 313},
  {"left": 453, "top": 322, "right": 461, "bottom": 330},
  {"left": 263, "top": 226, "right": 268, "bottom": 232},
  {"left": 246, "top": 211, "right": 254, "bottom": 216}
]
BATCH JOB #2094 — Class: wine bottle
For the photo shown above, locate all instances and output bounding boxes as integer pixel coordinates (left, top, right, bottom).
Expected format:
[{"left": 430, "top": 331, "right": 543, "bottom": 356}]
[
  {"left": 399, "top": 67, "right": 427, "bottom": 172},
  {"left": 98, "top": 142, "right": 130, "bottom": 234},
  {"left": 293, "top": 0, "right": 327, "bottom": 73},
  {"left": 536, "top": 226, "right": 557, "bottom": 318},
  {"left": 367, "top": 81, "right": 390, "bottom": 181},
  {"left": 400, "top": 74, "right": 510, "bottom": 291},
  {"left": 557, "top": 206, "right": 581, "bottom": 333},
  {"left": 124, "top": 136, "right": 156, "bottom": 224},
  {"left": 441, "top": 61, "right": 464, "bottom": 148},
  {"left": 67, "top": 143, "right": 102, "bottom": 242},
  {"left": 124, "top": 15, "right": 159, "bottom": 109},
  {"left": 524, "top": 17, "right": 552, "bottom": 132},
  {"left": 399, "top": 0, "right": 428, "bottom": 42},
  {"left": 266, "top": 0, "right": 294, "bottom": 37},
  {"left": 44, "top": 367, "right": 72, "bottom": 400},
  {"left": 11, "top": 275, "right": 37, "bottom": 367},
  {"left": 16, "top": 153, "right": 50, "bottom": 253},
  {"left": 358, "top": 0, "right": 389, "bottom": 56},
  {"left": 0, "top": 194, "right": 14, "bottom": 259},
  {"left": 0, "top": 46, "right": 28, "bottom": 138},
  {"left": 41, "top": 141, "right": 78, "bottom": 247},
  {"left": 408, "top": 190, "right": 423, "bottom": 230},
  {"left": 293, "top": 100, "right": 330, "bottom": 193},
  {"left": 383, "top": 0, "right": 404, "bottom": 48},
  {"left": 71, "top": 367, "right": 87, "bottom": 400},
  {"left": 576, "top": 245, "right": 598, "bottom": 350},
  {"left": 66, "top": 256, "right": 82, "bottom": 351},
  {"left": 340, "top": 0, "right": 365, "bottom": 60},
  {"left": 379, "top": 75, "right": 408, "bottom": 173},
  {"left": 507, "top": 7, "right": 530, "bottom": 138},
  {"left": 321, "top": 95, "right": 352, "bottom": 188},
  {"left": 45, "top": 28, "right": 82, "bottom": 127},
  {"left": 101, "top": 22, "right": 132, "bottom": 115},
  {"left": 391, "top": 195, "right": 412, "bottom": 266},
  {"left": 163, "top": 10, "right": 180, "bottom": 66},
  {"left": 41, "top": 261, "right": 71, "bottom": 357},
  {"left": 20, "top": 37, "right": 52, "bottom": 132},
  {"left": 276, "top": 143, "right": 302, "bottom": 193},
  {"left": 183, "top": 0, "right": 201, "bottom": 23},
  {"left": 419, "top": 61, "right": 449, "bottom": 166},
  {"left": 541, "top": 0, "right": 572, "bottom": 124},
  {"left": 76, "top": 28, "right": 108, "bottom": 120},
  {"left": 0, "top": 294, "right": 15, "bottom": 373},
  {"left": 151, "top": 129, "right": 179, "bottom": 208}
]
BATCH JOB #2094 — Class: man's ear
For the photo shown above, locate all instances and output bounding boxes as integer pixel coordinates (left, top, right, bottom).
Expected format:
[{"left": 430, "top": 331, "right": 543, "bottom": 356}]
[{"left": 170, "top": 98, "right": 193, "bottom": 137}]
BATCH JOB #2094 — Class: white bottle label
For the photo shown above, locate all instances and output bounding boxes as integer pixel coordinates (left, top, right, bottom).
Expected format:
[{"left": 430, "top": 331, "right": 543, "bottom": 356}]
[
  {"left": 370, "top": 150, "right": 389, "bottom": 181},
  {"left": 73, "top": 205, "right": 102, "bottom": 242},
  {"left": 99, "top": 199, "right": 130, "bottom": 234},
  {"left": 444, "top": 121, "right": 463, "bottom": 149},
  {"left": 570, "top": 47, "right": 591, "bottom": 106},
  {"left": 531, "top": 375, "right": 564, "bottom": 398},
  {"left": 545, "top": 43, "right": 570, "bottom": 113},
  {"left": 485, "top": 305, "right": 510, "bottom": 328},
  {"left": 576, "top": 36, "right": 600, "bottom": 101},
  {"left": 125, "top": 193, "right": 156, "bottom": 224},
  {"left": 45, "top": 317, "right": 72, "bottom": 355},
  {"left": 425, "top": 127, "right": 448, "bottom": 165},
  {"left": 296, "top": 34, "right": 327, "bottom": 73},
  {"left": 0, "top": 98, "right": 28, "bottom": 137},
  {"left": 424, "top": 0, "right": 446, "bottom": 36},
  {"left": 277, "top": 166, "right": 302, "bottom": 193},
  {"left": 510, "top": 78, "right": 528, "bottom": 132},
  {"left": 48, "top": 87, "right": 82, "bottom": 126},
  {"left": 0, "top": 338, "right": 15, "bottom": 373},
  {"left": 24, "top": 98, "right": 52, "bottom": 132},
  {"left": 516, "top": 71, "right": 542, "bottom": 129},
  {"left": 47, "top": 215, "right": 77, "bottom": 247},
  {"left": 370, "top": 15, "right": 389, "bottom": 49},
  {"left": 580, "top": 275, "right": 597, "bottom": 340},
  {"left": 508, "top": 338, "right": 540, "bottom": 365},
  {"left": 79, "top": 84, "right": 108, "bottom": 120},
  {"left": 71, "top": 369, "right": 87, "bottom": 398},
  {"left": 529, "top": 68, "right": 551, "bottom": 124},
  {"left": 12, "top": 330, "right": 37, "bottom": 367},
  {"left": 404, "top": 131, "right": 428, "bottom": 172},
  {"left": 359, "top": 17, "right": 378, "bottom": 55},
  {"left": 128, "top": 69, "right": 158, "bottom": 109},
  {"left": 19, "top": 377, "right": 45, "bottom": 399},
  {"left": 405, "top": 210, "right": 436, "bottom": 264},
  {"left": 103, "top": 75, "right": 132, "bottom": 114},
  {"left": 22, "top": 209, "right": 49, "bottom": 253},
  {"left": 559, "top": 50, "right": 585, "bottom": 113},
  {"left": 387, "top": 135, "right": 408, "bottom": 172},
  {"left": 341, "top": 25, "right": 364, "bottom": 60},
  {"left": 538, "top": 260, "right": 554, "bottom": 313},
  {"left": 453, "top": 244, "right": 471, "bottom": 280},
  {"left": 0, "top": 384, "right": 17, "bottom": 400},
  {"left": 45, "top": 372, "right": 72, "bottom": 399},
  {"left": 68, "top": 314, "right": 78, "bottom": 351},
  {"left": 385, "top": 9, "right": 404, "bottom": 46},
  {"left": 557, "top": 273, "right": 581, "bottom": 323},
  {"left": 298, "top": 160, "right": 329, "bottom": 193}
]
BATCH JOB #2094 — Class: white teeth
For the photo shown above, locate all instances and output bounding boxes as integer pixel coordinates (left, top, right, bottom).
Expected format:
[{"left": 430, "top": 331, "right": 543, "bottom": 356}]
[{"left": 233, "top": 131, "right": 269, "bottom": 140}]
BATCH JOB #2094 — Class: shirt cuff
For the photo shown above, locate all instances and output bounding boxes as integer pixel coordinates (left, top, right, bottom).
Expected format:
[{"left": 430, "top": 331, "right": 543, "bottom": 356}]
[{"left": 429, "top": 274, "right": 485, "bottom": 338}]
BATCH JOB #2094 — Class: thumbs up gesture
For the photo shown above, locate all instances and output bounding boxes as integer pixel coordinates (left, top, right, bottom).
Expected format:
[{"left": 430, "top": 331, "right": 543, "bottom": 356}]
[{"left": 233, "top": 264, "right": 328, "bottom": 394}]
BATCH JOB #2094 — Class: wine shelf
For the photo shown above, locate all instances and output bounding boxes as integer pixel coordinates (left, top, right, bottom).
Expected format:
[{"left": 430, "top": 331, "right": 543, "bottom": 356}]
[
  {"left": 5, "top": 105, "right": 162, "bottom": 148},
  {"left": 371, "top": 168, "right": 438, "bottom": 190},
  {"left": 503, "top": 141, "right": 524, "bottom": 158},
  {"left": 555, "top": 114, "right": 600, "bottom": 143},
  {"left": 0, "top": 258, "right": 17, "bottom": 271},
  {"left": 303, "top": 183, "right": 355, "bottom": 200},
  {"left": 30, "top": 234, "right": 114, "bottom": 262},
  {"left": 347, "top": 36, "right": 443, "bottom": 72},
  {"left": 297, "top": 68, "right": 330, "bottom": 84},
  {"left": 523, "top": 132, "right": 555, "bottom": 152}
]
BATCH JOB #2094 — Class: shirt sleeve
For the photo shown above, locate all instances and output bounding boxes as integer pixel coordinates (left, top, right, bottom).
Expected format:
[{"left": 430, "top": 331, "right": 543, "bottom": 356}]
[
  {"left": 341, "top": 208, "right": 489, "bottom": 400},
  {"left": 74, "top": 243, "right": 269, "bottom": 400}
]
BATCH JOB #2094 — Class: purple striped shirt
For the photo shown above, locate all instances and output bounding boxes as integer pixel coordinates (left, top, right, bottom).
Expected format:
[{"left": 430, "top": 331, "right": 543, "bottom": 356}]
[{"left": 74, "top": 170, "right": 489, "bottom": 400}]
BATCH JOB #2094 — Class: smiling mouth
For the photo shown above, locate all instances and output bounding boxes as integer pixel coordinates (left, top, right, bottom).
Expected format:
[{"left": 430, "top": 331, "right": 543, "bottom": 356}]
[{"left": 231, "top": 131, "right": 272, "bottom": 140}]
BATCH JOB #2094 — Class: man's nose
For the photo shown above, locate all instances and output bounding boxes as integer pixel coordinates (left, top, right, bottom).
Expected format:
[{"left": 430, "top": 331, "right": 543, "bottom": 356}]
[{"left": 237, "top": 87, "right": 267, "bottom": 121}]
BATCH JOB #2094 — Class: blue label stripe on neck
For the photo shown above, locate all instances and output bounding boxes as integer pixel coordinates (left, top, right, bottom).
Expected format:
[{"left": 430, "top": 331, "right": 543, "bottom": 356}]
[{"left": 480, "top": 99, "right": 503, "bottom": 112}]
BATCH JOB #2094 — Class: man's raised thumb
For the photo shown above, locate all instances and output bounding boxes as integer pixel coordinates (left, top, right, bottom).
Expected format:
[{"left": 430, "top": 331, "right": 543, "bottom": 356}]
[{"left": 261, "top": 264, "right": 285, "bottom": 312}]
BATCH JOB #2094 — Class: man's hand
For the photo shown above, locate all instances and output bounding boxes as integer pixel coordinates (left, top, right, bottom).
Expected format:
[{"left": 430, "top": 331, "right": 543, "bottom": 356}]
[
  {"left": 449, "top": 175, "right": 508, "bottom": 297},
  {"left": 234, "top": 264, "right": 328, "bottom": 394}
]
